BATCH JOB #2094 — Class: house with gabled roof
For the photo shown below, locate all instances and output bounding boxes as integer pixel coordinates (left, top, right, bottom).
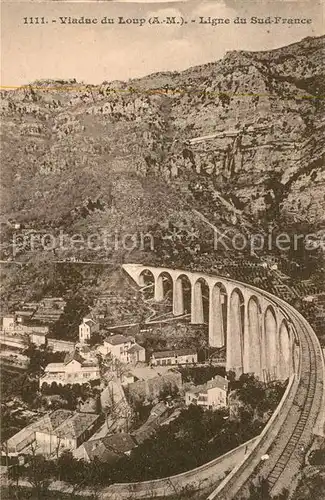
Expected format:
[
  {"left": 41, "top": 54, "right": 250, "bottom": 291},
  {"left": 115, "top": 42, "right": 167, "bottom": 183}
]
[
  {"left": 6, "top": 410, "right": 72, "bottom": 454},
  {"left": 185, "top": 375, "right": 229, "bottom": 409},
  {"left": 98, "top": 334, "right": 145, "bottom": 364},
  {"left": 6, "top": 409, "right": 100, "bottom": 456},
  {"left": 151, "top": 348, "right": 197, "bottom": 366},
  {"left": 74, "top": 433, "right": 136, "bottom": 463},
  {"left": 35, "top": 411, "right": 100, "bottom": 454},
  {"left": 79, "top": 317, "right": 99, "bottom": 344},
  {"left": 39, "top": 350, "right": 100, "bottom": 387}
]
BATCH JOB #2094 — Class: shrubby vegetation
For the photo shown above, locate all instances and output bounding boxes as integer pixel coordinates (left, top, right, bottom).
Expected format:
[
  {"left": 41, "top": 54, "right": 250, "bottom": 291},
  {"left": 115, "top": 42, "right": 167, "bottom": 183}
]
[
  {"left": 179, "top": 365, "right": 226, "bottom": 385},
  {"left": 11, "top": 375, "right": 286, "bottom": 488}
]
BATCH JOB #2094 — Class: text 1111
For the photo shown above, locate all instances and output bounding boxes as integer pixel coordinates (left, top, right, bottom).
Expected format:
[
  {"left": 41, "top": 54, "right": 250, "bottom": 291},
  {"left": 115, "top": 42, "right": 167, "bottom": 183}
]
[{"left": 23, "top": 17, "right": 47, "bottom": 24}]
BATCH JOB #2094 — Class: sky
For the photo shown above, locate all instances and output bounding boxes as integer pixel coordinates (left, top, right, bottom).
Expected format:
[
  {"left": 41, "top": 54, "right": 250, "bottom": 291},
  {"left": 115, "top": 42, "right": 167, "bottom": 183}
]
[{"left": 1, "top": 0, "right": 324, "bottom": 86}]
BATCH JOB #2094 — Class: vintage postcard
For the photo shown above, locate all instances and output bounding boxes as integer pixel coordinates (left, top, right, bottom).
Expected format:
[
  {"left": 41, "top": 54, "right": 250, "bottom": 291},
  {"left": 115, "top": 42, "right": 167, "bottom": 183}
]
[{"left": 1, "top": 1, "right": 324, "bottom": 499}]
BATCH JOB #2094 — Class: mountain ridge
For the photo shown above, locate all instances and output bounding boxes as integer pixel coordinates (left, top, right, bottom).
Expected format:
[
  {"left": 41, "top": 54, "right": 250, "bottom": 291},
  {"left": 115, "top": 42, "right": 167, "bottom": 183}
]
[{"left": 1, "top": 35, "right": 324, "bottom": 265}]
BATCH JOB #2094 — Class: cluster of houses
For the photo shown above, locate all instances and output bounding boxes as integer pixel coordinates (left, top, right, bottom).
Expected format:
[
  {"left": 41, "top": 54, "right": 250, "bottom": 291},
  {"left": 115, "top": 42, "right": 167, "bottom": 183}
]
[
  {"left": 0, "top": 298, "right": 66, "bottom": 354},
  {"left": 40, "top": 350, "right": 101, "bottom": 387},
  {"left": 40, "top": 324, "right": 199, "bottom": 389},
  {"left": 2, "top": 300, "right": 230, "bottom": 464},
  {"left": 4, "top": 401, "right": 175, "bottom": 464},
  {"left": 4, "top": 370, "right": 229, "bottom": 462},
  {"left": 5, "top": 409, "right": 101, "bottom": 456}
]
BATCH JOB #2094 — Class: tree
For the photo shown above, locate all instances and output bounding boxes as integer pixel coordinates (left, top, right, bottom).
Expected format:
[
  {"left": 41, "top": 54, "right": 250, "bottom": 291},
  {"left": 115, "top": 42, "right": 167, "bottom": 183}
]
[
  {"left": 24, "top": 451, "right": 53, "bottom": 500},
  {"left": 238, "top": 479, "right": 289, "bottom": 500}
]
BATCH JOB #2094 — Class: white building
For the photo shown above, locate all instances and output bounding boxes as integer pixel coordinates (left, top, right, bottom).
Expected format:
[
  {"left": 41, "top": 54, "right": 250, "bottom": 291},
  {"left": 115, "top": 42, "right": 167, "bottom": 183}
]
[
  {"left": 6, "top": 410, "right": 100, "bottom": 456},
  {"left": 0, "top": 316, "right": 49, "bottom": 350},
  {"left": 30, "top": 330, "right": 48, "bottom": 346},
  {"left": 127, "top": 343, "right": 146, "bottom": 364},
  {"left": 39, "top": 351, "right": 100, "bottom": 387},
  {"left": 151, "top": 348, "right": 197, "bottom": 366},
  {"left": 185, "top": 375, "right": 229, "bottom": 409},
  {"left": 2, "top": 315, "right": 16, "bottom": 332},
  {"left": 79, "top": 318, "right": 99, "bottom": 344},
  {"left": 98, "top": 334, "right": 145, "bottom": 364}
]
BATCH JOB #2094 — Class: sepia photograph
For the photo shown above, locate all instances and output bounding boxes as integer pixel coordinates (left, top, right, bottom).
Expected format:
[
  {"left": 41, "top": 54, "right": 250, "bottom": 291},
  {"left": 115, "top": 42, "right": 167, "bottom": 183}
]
[{"left": 0, "top": 1, "right": 325, "bottom": 499}]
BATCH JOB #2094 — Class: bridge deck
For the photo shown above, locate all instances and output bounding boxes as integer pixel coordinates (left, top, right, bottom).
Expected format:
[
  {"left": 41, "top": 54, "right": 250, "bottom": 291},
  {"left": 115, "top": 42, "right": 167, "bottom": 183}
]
[{"left": 234, "top": 304, "right": 324, "bottom": 498}]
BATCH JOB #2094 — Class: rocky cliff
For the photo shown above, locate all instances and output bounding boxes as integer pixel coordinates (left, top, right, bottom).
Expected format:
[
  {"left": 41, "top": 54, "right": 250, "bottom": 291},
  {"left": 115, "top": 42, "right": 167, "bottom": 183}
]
[{"left": 1, "top": 35, "right": 324, "bottom": 272}]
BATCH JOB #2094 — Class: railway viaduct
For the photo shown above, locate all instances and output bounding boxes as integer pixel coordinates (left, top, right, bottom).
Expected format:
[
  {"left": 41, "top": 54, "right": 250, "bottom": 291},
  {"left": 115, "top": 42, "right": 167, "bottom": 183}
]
[
  {"left": 123, "top": 264, "right": 299, "bottom": 382},
  {"left": 122, "top": 263, "right": 324, "bottom": 498}
]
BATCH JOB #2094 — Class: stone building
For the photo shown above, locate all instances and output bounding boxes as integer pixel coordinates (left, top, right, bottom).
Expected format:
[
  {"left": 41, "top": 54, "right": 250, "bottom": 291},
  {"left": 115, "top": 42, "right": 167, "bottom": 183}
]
[{"left": 185, "top": 375, "right": 229, "bottom": 409}]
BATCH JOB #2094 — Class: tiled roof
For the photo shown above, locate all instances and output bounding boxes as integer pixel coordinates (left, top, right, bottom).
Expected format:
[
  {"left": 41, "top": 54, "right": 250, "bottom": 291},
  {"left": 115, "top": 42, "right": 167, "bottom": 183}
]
[
  {"left": 105, "top": 334, "right": 132, "bottom": 346},
  {"left": 132, "top": 404, "right": 168, "bottom": 444},
  {"left": 55, "top": 412, "right": 99, "bottom": 439},
  {"left": 84, "top": 319, "right": 96, "bottom": 326},
  {"left": 6, "top": 410, "right": 72, "bottom": 449},
  {"left": 207, "top": 375, "right": 229, "bottom": 391},
  {"left": 45, "top": 362, "right": 65, "bottom": 372},
  {"left": 82, "top": 439, "right": 113, "bottom": 462},
  {"left": 64, "top": 350, "right": 85, "bottom": 365},
  {"left": 103, "top": 433, "right": 136, "bottom": 454},
  {"left": 47, "top": 410, "right": 74, "bottom": 431},
  {"left": 80, "top": 433, "right": 136, "bottom": 462},
  {"left": 187, "top": 376, "right": 228, "bottom": 396},
  {"left": 127, "top": 343, "right": 144, "bottom": 354},
  {"left": 152, "top": 348, "right": 197, "bottom": 359}
]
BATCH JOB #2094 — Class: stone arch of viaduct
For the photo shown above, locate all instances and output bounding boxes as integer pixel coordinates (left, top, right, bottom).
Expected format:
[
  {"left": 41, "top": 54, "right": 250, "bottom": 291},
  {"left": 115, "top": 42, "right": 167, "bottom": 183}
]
[{"left": 123, "top": 264, "right": 299, "bottom": 382}]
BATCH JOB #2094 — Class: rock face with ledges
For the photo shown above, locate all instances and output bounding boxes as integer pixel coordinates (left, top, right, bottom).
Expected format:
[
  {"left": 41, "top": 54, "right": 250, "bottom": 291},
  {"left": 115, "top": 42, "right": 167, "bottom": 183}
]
[{"left": 1, "top": 35, "right": 324, "bottom": 240}]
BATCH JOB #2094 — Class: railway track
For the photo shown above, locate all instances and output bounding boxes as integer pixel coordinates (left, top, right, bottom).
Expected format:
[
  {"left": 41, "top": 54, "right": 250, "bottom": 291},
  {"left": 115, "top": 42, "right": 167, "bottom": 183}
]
[
  {"left": 206, "top": 280, "right": 324, "bottom": 500},
  {"left": 235, "top": 303, "right": 323, "bottom": 498},
  {"left": 264, "top": 310, "right": 319, "bottom": 491}
]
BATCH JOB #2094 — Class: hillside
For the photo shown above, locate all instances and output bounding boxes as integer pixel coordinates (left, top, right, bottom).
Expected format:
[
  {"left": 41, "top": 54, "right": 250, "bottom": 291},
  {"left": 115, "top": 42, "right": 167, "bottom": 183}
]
[{"left": 0, "top": 35, "right": 324, "bottom": 306}]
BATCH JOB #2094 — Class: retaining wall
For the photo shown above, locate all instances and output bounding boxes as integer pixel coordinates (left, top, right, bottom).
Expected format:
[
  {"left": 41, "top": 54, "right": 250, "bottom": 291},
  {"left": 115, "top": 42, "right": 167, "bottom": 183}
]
[
  {"left": 207, "top": 373, "right": 297, "bottom": 500},
  {"left": 314, "top": 346, "right": 325, "bottom": 437},
  {"left": 101, "top": 436, "right": 259, "bottom": 499},
  {"left": 47, "top": 338, "right": 75, "bottom": 353}
]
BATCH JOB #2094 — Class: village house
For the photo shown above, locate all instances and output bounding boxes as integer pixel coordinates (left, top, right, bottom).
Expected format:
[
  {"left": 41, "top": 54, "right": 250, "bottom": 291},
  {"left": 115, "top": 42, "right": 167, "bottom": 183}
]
[
  {"left": 39, "top": 350, "right": 100, "bottom": 387},
  {"left": 1, "top": 315, "right": 49, "bottom": 338},
  {"left": 185, "top": 375, "right": 229, "bottom": 409},
  {"left": 127, "top": 343, "right": 146, "bottom": 364},
  {"left": 35, "top": 411, "right": 100, "bottom": 455},
  {"left": 150, "top": 348, "right": 198, "bottom": 366},
  {"left": 124, "top": 366, "right": 182, "bottom": 401},
  {"left": 29, "top": 330, "right": 48, "bottom": 347},
  {"left": 73, "top": 433, "right": 136, "bottom": 463},
  {"left": 5, "top": 410, "right": 100, "bottom": 456},
  {"left": 2, "top": 315, "right": 18, "bottom": 332},
  {"left": 131, "top": 402, "right": 170, "bottom": 445},
  {"left": 98, "top": 334, "right": 145, "bottom": 364},
  {"left": 79, "top": 317, "right": 99, "bottom": 344},
  {"left": 0, "top": 315, "right": 49, "bottom": 352}
]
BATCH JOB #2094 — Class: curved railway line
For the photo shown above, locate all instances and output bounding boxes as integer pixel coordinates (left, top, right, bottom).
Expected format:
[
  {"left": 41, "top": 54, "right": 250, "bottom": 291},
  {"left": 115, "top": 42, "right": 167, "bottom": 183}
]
[
  {"left": 265, "top": 313, "right": 318, "bottom": 489},
  {"left": 226, "top": 291, "right": 324, "bottom": 499},
  {"left": 123, "top": 265, "right": 324, "bottom": 500}
]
